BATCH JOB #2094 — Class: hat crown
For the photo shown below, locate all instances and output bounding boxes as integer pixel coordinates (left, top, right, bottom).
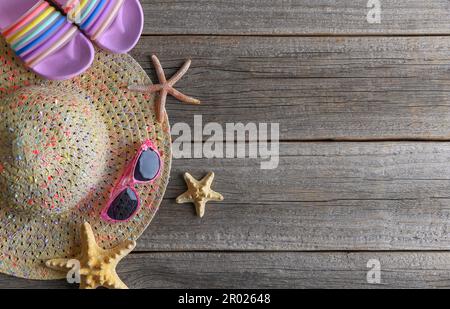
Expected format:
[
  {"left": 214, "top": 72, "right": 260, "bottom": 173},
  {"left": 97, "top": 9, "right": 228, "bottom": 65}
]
[{"left": 0, "top": 86, "right": 109, "bottom": 216}]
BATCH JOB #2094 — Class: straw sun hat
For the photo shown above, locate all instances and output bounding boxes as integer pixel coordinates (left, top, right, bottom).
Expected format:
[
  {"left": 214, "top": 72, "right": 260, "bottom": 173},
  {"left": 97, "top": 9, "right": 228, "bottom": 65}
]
[{"left": 0, "top": 38, "right": 172, "bottom": 280}]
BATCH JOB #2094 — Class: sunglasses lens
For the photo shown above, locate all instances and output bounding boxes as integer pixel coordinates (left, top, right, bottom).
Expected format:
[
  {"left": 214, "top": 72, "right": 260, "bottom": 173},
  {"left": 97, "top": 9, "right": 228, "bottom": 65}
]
[
  {"left": 107, "top": 188, "right": 139, "bottom": 221},
  {"left": 134, "top": 148, "right": 161, "bottom": 182}
]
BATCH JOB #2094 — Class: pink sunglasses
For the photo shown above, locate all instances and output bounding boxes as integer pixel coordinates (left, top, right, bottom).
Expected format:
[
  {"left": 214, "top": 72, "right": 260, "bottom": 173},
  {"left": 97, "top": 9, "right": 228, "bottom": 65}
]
[{"left": 101, "top": 140, "right": 162, "bottom": 223}]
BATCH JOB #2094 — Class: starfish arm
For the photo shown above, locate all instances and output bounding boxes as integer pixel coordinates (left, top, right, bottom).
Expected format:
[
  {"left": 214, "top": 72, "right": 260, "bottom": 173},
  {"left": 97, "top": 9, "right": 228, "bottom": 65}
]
[
  {"left": 45, "top": 258, "right": 73, "bottom": 272},
  {"left": 207, "top": 190, "right": 224, "bottom": 202},
  {"left": 155, "top": 90, "right": 168, "bottom": 123},
  {"left": 176, "top": 191, "right": 193, "bottom": 204},
  {"left": 109, "top": 240, "right": 136, "bottom": 264},
  {"left": 168, "top": 59, "right": 191, "bottom": 86},
  {"left": 80, "top": 222, "right": 99, "bottom": 257},
  {"left": 168, "top": 87, "right": 201, "bottom": 105},
  {"left": 183, "top": 172, "right": 201, "bottom": 191},
  {"left": 152, "top": 55, "right": 167, "bottom": 83},
  {"left": 80, "top": 277, "right": 99, "bottom": 289},
  {"left": 194, "top": 200, "right": 207, "bottom": 218},
  {"left": 128, "top": 84, "right": 163, "bottom": 93},
  {"left": 80, "top": 283, "right": 96, "bottom": 289},
  {"left": 201, "top": 172, "right": 215, "bottom": 187},
  {"left": 183, "top": 172, "right": 197, "bottom": 184},
  {"left": 104, "top": 271, "right": 129, "bottom": 289}
]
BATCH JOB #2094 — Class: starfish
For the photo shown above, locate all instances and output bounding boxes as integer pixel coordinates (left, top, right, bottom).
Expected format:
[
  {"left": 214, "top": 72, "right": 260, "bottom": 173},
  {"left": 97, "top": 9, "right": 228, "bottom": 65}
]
[
  {"left": 128, "top": 55, "right": 201, "bottom": 123},
  {"left": 45, "top": 222, "right": 136, "bottom": 289},
  {"left": 176, "top": 172, "right": 224, "bottom": 218}
]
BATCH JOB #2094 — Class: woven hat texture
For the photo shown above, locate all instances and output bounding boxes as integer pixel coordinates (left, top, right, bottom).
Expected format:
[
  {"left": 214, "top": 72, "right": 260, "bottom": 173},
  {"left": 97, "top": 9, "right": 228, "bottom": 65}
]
[{"left": 0, "top": 38, "right": 172, "bottom": 280}]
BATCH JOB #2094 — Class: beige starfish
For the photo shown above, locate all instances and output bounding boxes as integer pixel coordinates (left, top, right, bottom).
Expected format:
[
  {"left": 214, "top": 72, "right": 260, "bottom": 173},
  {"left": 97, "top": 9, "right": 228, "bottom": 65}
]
[
  {"left": 45, "top": 222, "right": 136, "bottom": 289},
  {"left": 128, "top": 55, "right": 201, "bottom": 123},
  {"left": 176, "top": 172, "right": 224, "bottom": 218}
]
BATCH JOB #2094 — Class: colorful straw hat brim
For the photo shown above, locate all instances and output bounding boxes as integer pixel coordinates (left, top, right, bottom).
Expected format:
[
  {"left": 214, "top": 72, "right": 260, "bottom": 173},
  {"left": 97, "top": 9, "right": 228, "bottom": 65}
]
[{"left": 0, "top": 38, "right": 172, "bottom": 280}]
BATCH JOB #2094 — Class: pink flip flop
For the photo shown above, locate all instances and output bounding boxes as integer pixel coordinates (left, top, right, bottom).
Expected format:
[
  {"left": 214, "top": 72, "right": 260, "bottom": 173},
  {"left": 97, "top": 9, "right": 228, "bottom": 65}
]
[
  {"left": 0, "top": 0, "right": 94, "bottom": 80},
  {"left": 52, "top": 0, "right": 143, "bottom": 54}
]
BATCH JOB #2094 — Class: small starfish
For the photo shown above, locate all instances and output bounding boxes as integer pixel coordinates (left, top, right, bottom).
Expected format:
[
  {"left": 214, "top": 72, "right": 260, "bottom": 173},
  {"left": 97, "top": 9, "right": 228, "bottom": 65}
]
[
  {"left": 129, "top": 55, "right": 201, "bottom": 123},
  {"left": 176, "top": 172, "right": 224, "bottom": 218},
  {"left": 46, "top": 222, "right": 136, "bottom": 289}
]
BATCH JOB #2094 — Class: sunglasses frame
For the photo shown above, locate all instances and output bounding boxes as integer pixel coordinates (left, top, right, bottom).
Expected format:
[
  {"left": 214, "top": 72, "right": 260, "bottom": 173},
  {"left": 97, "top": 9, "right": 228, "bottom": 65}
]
[{"left": 101, "top": 139, "right": 162, "bottom": 223}]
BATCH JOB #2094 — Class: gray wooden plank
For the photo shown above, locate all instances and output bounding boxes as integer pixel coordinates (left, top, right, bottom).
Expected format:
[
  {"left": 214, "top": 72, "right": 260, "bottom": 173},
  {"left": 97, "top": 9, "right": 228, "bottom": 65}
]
[
  {"left": 2, "top": 252, "right": 450, "bottom": 288},
  {"left": 140, "top": 0, "right": 450, "bottom": 35},
  {"left": 132, "top": 35, "right": 450, "bottom": 141},
  {"left": 137, "top": 142, "right": 450, "bottom": 251}
]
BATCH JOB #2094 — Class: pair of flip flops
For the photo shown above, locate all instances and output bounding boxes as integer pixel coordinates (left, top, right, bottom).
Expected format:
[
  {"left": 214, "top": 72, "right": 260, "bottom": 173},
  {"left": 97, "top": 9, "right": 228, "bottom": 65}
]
[{"left": 0, "top": 0, "right": 143, "bottom": 80}]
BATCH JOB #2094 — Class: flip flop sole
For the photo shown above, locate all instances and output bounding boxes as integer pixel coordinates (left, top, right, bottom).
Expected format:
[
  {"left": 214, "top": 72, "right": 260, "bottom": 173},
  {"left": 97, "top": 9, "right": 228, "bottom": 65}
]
[
  {"left": 33, "top": 32, "right": 95, "bottom": 80},
  {"left": 53, "top": 0, "right": 143, "bottom": 54},
  {"left": 0, "top": 0, "right": 95, "bottom": 80},
  {"left": 95, "top": 0, "right": 143, "bottom": 54}
]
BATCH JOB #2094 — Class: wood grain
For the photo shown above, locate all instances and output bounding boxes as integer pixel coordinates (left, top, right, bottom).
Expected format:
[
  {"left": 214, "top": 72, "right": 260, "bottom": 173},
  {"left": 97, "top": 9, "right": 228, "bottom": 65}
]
[
  {"left": 132, "top": 36, "right": 450, "bottom": 141},
  {"left": 140, "top": 0, "right": 450, "bottom": 35},
  {"left": 137, "top": 142, "right": 450, "bottom": 251},
  {"left": 2, "top": 252, "right": 450, "bottom": 289},
  {"left": 2, "top": 0, "right": 450, "bottom": 290}
]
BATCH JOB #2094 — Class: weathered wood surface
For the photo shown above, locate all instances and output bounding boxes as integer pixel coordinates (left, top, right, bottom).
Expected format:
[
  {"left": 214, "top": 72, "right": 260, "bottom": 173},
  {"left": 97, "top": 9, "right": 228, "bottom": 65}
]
[
  {"left": 139, "top": 142, "right": 450, "bottom": 251},
  {"left": 140, "top": 0, "right": 450, "bottom": 35},
  {"left": 3, "top": 1, "right": 450, "bottom": 290},
  {"left": 2, "top": 252, "right": 450, "bottom": 289},
  {"left": 5, "top": 142, "right": 450, "bottom": 288},
  {"left": 132, "top": 36, "right": 450, "bottom": 141}
]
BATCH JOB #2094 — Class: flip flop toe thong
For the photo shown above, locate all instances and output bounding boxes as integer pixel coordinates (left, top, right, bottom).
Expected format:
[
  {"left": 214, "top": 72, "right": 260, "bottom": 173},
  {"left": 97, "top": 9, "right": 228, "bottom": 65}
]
[
  {"left": 52, "top": 0, "right": 144, "bottom": 54},
  {"left": 0, "top": 0, "right": 95, "bottom": 80}
]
